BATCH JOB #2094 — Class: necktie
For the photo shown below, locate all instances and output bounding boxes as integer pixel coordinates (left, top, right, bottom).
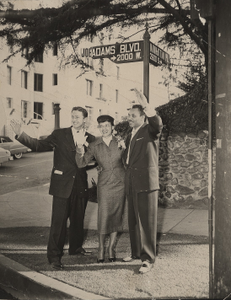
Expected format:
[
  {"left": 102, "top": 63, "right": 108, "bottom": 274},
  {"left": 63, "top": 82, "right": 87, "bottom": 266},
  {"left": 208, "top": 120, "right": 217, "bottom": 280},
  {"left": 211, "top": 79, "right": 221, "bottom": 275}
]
[
  {"left": 126, "top": 131, "right": 136, "bottom": 164},
  {"left": 75, "top": 131, "right": 79, "bottom": 146}
]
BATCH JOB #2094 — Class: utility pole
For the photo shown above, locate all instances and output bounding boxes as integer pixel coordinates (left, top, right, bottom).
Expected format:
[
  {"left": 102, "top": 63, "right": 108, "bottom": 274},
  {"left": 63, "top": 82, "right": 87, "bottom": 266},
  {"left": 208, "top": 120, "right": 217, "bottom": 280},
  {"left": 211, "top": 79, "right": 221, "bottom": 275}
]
[
  {"left": 194, "top": 0, "right": 231, "bottom": 297},
  {"left": 207, "top": 16, "right": 215, "bottom": 300},
  {"left": 191, "top": 1, "right": 215, "bottom": 297},
  {"left": 214, "top": 1, "right": 231, "bottom": 297}
]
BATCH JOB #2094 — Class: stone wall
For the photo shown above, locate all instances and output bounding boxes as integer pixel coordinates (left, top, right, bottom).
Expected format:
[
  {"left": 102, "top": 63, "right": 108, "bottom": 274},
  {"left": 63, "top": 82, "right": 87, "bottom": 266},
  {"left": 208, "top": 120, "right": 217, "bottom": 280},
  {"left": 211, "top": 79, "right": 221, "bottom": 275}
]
[{"left": 158, "top": 130, "right": 213, "bottom": 208}]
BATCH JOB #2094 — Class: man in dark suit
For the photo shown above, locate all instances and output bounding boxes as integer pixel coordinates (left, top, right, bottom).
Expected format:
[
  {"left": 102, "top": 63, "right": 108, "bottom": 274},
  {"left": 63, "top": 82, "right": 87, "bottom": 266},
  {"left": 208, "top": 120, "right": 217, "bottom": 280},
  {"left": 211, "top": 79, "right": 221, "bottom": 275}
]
[
  {"left": 10, "top": 107, "right": 95, "bottom": 270},
  {"left": 122, "top": 89, "right": 163, "bottom": 274}
]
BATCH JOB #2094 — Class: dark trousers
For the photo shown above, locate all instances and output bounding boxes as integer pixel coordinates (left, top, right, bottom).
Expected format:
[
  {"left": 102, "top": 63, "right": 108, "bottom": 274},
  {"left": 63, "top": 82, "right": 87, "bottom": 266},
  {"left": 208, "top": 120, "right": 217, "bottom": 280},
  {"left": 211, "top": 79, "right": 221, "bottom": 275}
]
[
  {"left": 47, "top": 188, "right": 88, "bottom": 262},
  {"left": 127, "top": 176, "right": 158, "bottom": 263}
]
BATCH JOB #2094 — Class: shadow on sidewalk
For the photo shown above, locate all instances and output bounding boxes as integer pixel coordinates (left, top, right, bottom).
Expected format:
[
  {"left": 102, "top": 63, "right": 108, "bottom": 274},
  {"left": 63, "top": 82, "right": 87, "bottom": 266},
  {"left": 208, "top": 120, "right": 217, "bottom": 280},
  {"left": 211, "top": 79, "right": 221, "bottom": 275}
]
[
  {"left": 0, "top": 227, "right": 209, "bottom": 299},
  {"left": 0, "top": 227, "right": 208, "bottom": 269}
]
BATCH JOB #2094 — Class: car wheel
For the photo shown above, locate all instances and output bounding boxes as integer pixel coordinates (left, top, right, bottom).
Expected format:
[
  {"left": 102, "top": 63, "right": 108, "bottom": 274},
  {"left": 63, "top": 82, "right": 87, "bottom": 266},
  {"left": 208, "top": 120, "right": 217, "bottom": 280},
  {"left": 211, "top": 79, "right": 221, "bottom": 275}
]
[{"left": 13, "top": 153, "right": 23, "bottom": 159}]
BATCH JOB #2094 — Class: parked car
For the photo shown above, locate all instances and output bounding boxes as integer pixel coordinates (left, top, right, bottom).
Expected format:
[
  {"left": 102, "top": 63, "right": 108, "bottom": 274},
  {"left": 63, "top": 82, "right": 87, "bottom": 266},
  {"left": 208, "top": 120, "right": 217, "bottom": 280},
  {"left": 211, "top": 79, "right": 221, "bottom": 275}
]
[
  {"left": 0, "top": 136, "right": 31, "bottom": 159},
  {"left": 0, "top": 147, "right": 11, "bottom": 164}
]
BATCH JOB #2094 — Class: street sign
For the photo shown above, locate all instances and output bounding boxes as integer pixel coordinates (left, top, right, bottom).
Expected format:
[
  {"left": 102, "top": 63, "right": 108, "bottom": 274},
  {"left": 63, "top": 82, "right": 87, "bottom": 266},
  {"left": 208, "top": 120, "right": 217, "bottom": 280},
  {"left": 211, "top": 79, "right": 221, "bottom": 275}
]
[
  {"left": 149, "top": 41, "right": 170, "bottom": 66},
  {"left": 81, "top": 44, "right": 115, "bottom": 59},
  {"left": 81, "top": 41, "right": 143, "bottom": 64},
  {"left": 81, "top": 41, "right": 169, "bottom": 66},
  {"left": 110, "top": 41, "right": 143, "bottom": 64}
]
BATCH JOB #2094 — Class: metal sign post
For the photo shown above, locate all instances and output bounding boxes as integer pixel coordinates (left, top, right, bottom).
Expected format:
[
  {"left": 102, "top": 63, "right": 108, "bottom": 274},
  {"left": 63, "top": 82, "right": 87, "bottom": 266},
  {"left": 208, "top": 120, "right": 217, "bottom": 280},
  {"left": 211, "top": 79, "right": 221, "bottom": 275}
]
[{"left": 143, "top": 24, "right": 150, "bottom": 103}]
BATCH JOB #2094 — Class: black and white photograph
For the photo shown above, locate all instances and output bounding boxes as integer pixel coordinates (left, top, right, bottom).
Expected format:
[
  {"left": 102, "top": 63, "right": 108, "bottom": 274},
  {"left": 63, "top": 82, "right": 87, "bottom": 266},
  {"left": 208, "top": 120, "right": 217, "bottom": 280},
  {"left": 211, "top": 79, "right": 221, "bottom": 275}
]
[{"left": 0, "top": 0, "right": 229, "bottom": 299}]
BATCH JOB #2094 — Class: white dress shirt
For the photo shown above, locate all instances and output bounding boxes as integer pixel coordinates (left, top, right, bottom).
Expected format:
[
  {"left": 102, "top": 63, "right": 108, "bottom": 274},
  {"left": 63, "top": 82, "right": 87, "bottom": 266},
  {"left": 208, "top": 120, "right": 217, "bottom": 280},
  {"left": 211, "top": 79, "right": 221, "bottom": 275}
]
[
  {"left": 126, "top": 124, "right": 143, "bottom": 164},
  {"left": 71, "top": 127, "right": 85, "bottom": 146}
]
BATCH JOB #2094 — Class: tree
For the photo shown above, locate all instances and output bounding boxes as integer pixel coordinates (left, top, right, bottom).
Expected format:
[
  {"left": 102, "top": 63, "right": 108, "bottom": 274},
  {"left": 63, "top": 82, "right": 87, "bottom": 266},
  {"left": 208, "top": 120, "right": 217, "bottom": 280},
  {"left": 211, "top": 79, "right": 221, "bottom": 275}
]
[{"left": 0, "top": 0, "right": 207, "bottom": 93}]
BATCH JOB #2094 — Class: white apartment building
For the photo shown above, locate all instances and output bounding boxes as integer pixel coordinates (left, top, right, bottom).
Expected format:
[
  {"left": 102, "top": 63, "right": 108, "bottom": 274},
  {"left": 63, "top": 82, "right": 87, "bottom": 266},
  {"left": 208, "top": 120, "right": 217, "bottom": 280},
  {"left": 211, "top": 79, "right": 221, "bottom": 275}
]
[
  {"left": 0, "top": 37, "right": 138, "bottom": 139},
  {"left": 0, "top": 35, "right": 170, "bottom": 140},
  {"left": 0, "top": 0, "right": 171, "bottom": 139}
]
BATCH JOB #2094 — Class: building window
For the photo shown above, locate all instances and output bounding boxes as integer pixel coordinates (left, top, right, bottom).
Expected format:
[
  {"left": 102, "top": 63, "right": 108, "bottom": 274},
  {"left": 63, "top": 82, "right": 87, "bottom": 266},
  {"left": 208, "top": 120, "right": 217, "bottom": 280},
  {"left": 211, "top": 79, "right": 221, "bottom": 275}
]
[
  {"left": 7, "top": 97, "right": 13, "bottom": 108},
  {"left": 34, "top": 102, "right": 43, "bottom": 119},
  {"left": 86, "top": 79, "right": 93, "bottom": 96},
  {"left": 21, "top": 47, "right": 29, "bottom": 59},
  {"left": 115, "top": 112, "right": 119, "bottom": 121},
  {"left": 53, "top": 43, "right": 58, "bottom": 56},
  {"left": 52, "top": 74, "right": 58, "bottom": 85},
  {"left": 99, "top": 109, "right": 102, "bottom": 115},
  {"left": 116, "top": 89, "right": 119, "bottom": 103},
  {"left": 34, "top": 51, "right": 43, "bottom": 63},
  {"left": 7, "top": 66, "right": 12, "bottom": 85},
  {"left": 34, "top": 73, "right": 43, "bottom": 92},
  {"left": 85, "top": 106, "right": 93, "bottom": 122},
  {"left": 87, "top": 35, "right": 93, "bottom": 42},
  {"left": 85, "top": 57, "right": 93, "bottom": 67},
  {"left": 116, "top": 66, "right": 120, "bottom": 80},
  {"left": 21, "top": 100, "right": 28, "bottom": 118},
  {"left": 21, "top": 70, "right": 28, "bottom": 89},
  {"left": 86, "top": 57, "right": 89, "bottom": 66},
  {"left": 99, "top": 83, "right": 103, "bottom": 99}
]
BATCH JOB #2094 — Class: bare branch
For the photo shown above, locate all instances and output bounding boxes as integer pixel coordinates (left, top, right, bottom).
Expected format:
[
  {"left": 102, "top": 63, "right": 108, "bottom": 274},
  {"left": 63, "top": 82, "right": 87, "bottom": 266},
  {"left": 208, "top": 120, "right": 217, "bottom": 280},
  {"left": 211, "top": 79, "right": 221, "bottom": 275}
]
[{"left": 157, "top": 0, "right": 207, "bottom": 54}]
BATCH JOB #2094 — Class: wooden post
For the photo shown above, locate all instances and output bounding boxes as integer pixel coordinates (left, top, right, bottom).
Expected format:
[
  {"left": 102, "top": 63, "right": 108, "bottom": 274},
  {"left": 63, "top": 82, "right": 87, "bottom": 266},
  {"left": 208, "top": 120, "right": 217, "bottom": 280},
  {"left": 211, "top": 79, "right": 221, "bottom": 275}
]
[
  {"left": 214, "top": 1, "right": 231, "bottom": 297},
  {"left": 207, "top": 18, "right": 215, "bottom": 299}
]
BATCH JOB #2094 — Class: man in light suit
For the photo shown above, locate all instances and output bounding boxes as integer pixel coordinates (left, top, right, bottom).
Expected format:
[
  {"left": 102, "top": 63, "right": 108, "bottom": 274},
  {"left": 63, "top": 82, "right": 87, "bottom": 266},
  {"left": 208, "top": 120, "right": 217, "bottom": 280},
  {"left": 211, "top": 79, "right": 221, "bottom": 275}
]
[
  {"left": 10, "top": 107, "right": 95, "bottom": 270},
  {"left": 122, "top": 89, "right": 163, "bottom": 274}
]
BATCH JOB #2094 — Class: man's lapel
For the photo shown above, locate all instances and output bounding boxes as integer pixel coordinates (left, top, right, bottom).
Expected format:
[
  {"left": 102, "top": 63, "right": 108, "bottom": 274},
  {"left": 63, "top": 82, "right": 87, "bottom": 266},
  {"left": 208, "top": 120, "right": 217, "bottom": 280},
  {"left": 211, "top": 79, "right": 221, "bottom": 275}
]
[
  {"left": 128, "top": 130, "right": 140, "bottom": 162},
  {"left": 85, "top": 132, "right": 90, "bottom": 143},
  {"left": 65, "top": 127, "right": 75, "bottom": 150},
  {"left": 83, "top": 132, "right": 90, "bottom": 152}
]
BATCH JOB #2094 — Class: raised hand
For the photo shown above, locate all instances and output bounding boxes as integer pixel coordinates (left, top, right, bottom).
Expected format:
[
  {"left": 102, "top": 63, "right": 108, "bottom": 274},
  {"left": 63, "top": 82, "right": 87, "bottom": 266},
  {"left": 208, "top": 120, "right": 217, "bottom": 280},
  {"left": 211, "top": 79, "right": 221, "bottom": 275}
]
[
  {"left": 10, "top": 119, "right": 22, "bottom": 136},
  {"left": 130, "top": 88, "right": 148, "bottom": 108}
]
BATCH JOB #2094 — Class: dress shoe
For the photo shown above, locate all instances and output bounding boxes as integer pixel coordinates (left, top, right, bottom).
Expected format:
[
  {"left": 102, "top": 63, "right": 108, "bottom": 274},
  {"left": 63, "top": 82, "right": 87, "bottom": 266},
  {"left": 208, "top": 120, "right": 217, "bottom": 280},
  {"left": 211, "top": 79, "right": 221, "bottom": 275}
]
[
  {"left": 50, "top": 261, "right": 63, "bottom": 270},
  {"left": 108, "top": 257, "right": 116, "bottom": 262},
  {"left": 139, "top": 261, "right": 153, "bottom": 274},
  {"left": 97, "top": 247, "right": 105, "bottom": 263},
  {"left": 108, "top": 249, "right": 116, "bottom": 262},
  {"left": 69, "top": 247, "right": 92, "bottom": 256},
  {"left": 123, "top": 255, "right": 140, "bottom": 262}
]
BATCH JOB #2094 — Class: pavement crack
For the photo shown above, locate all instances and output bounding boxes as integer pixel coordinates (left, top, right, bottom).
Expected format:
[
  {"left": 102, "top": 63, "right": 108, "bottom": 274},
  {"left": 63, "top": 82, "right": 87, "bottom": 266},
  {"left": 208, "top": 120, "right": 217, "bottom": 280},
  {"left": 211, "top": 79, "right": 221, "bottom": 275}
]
[{"left": 166, "top": 209, "right": 195, "bottom": 233}]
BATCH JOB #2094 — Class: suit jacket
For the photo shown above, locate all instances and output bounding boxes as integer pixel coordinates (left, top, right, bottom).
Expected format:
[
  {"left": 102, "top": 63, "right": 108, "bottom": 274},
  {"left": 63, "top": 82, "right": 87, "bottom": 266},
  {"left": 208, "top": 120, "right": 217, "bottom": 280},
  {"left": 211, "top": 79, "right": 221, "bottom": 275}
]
[
  {"left": 122, "top": 115, "right": 163, "bottom": 193},
  {"left": 17, "top": 127, "right": 95, "bottom": 199}
]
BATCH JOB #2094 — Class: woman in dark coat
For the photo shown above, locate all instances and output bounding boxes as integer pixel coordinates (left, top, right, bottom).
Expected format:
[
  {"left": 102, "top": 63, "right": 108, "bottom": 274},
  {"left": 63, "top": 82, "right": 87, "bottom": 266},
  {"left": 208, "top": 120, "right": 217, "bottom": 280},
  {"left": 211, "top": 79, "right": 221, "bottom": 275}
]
[{"left": 76, "top": 115, "right": 125, "bottom": 262}]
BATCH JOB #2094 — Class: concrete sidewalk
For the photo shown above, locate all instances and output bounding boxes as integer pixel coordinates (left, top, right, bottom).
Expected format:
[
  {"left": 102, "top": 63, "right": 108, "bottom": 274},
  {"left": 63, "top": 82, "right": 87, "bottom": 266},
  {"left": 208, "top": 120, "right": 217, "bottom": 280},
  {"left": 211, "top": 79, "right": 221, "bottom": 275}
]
[
  {"left": 0, "top": 183, "right": 209, "bottom": 300},
  {"left": 0, "top": 183, "right": 208, "bottom": 236}
]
